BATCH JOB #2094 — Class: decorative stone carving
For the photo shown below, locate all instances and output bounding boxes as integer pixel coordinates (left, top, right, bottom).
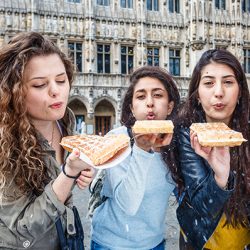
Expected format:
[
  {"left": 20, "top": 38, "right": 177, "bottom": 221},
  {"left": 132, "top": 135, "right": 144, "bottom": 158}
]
[
  {"left": 13, "top": 12, "right": 19, "bottom": 30},
  {"left": 59, "top": 16, "right": 64, "bottom": 33},
  {"left": 6, "top": 11, "right": 12, "bottom": 28},
  {"left": 191, "top": 40, "right": 205, "bottom": 51},
  {"left": 20, "top": 13, "right": 26, "bottom": 30},
  {"left": 27, "top": 13, "right": 32, "bottom": 30}
]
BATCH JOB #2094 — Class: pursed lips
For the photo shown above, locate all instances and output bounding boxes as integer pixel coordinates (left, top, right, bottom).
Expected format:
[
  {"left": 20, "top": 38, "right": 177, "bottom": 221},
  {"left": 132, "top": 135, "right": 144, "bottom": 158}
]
[
  {"left": 212, "top": 103, "right": 225, "bottom": 110},
  {"left": 146, "top": 112, "right": 156, "bottom": 120},
  {"left": 49, "top": 102, "right": 63, "bottom": 109}
]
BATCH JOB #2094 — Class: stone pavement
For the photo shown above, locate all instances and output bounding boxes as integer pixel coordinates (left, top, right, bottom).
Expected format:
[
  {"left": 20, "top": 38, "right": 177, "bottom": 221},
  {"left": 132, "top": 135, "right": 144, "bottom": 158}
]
[{"left": 73, "top": 187, "right": 180, "bottom": 250}]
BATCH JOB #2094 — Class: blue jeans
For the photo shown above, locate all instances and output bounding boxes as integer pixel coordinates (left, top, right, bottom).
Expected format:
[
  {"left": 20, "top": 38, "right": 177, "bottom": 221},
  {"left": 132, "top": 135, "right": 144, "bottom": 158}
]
[{"left": 90, "top": 240, "right": 165, "bottom": 250}]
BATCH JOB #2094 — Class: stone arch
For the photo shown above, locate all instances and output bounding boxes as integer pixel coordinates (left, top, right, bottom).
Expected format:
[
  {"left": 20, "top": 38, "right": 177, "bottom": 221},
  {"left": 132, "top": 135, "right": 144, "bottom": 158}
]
[
  {"left": 93, "top": 97, "right": 116, "bottom": 135},
  {"left": 68, "top": 95, "right": 88, "bottom": 134}
]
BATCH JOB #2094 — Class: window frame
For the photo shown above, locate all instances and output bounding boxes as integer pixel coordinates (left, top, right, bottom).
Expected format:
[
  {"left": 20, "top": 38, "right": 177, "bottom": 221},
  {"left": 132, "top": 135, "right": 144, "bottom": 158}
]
[
  {"left": 97, "top": 44, "right": 111, "bottom": 74},
  {"left": 147, "top": 47, "right": 160, "bottom": 66},
  {"left": 120, "top": 0, "right": 133, "bottom": 8},
  {"left": 242, "top": 0, "right": 250, "bottom": 12},
  {"left": 169, "top": 0, "right": 180, "bottom": 13},
  {"left": 243, "top": 48, "right": 250, "bottom": 74},
  {"left": 169, "top": 48, "right": 181, "bottom": 76},
  {"left": 66, "top": 0, "right": 81, "bottom": 3},
  {"left": 146, "top": 0, "right": 159, "bottom": 11},
  {"left": 215, "top": 0, "right": 226, "bottom": 10},
  {"left": 120, "top": 45, "right": 134, "bottom": 74},
  {"left": 97, "top": 0, "right": 110, "bottom": 6},
  {"left": 68, "top": 41, "right": 83, "bottom": 73}
]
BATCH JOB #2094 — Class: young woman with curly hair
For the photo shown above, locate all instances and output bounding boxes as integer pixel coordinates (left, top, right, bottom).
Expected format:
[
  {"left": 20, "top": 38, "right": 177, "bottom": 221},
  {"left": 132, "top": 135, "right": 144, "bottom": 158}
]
[
  {"left": 177, "top": 49, "right": 250, "bottom": 250},
  {"left": 0, "top": 32, "right": 94, "bottom": 249}
]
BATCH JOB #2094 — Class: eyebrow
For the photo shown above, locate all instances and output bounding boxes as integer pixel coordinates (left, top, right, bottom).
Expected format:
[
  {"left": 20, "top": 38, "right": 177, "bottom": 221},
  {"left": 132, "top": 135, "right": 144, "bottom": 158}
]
[
  {"left": 135, "top": 88, "right": 165, "bottom": 93},
  {"left": 201, "top": 74, "right": 236, "bottom": 80},
  {"left": 29, "top": 72, "right": 66, "bottom": 81}
]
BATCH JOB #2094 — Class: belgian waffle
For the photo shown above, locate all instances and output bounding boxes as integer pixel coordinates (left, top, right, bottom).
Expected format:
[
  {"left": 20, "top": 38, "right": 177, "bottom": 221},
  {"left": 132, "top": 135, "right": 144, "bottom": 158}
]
[
  {"left": 190, "top": 123, "right": 247, "bottom": 147},
  {"left": 60, "top": 134, "right": 130, "bottom": 165},
  {"left": 132, "top": 120, "right": 174, "bottom": 134}
]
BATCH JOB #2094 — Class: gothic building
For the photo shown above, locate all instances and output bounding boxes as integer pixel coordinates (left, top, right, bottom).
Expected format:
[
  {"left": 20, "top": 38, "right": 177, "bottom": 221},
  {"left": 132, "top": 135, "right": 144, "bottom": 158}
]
[{"left": 0, "top": 0, "right": 249, "bottom": 134}]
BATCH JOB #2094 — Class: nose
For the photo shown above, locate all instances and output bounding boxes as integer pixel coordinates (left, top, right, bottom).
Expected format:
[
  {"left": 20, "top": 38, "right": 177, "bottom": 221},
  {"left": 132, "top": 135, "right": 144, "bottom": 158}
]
[
  {"left": 214, "top": 82, "right": 224, "bottom": 98},
  {"left": 49, "top": 81, "right": 59, "bottom": 97},
  {"left": 146, "top": 96, "right": 154, "bottom": 107}
]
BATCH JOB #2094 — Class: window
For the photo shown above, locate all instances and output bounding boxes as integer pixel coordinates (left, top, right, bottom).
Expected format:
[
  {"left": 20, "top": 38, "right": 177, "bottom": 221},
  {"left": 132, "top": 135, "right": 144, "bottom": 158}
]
[
  {"left": 120, "top": 0, "right": 133, "bottom": 8},
  {"left": 147, "top": 0, "right": 159, "bottom": 11},
  {"left": 67, "top": 0, "right": 81, "bottom": 2},
  {"left": 242, "top": 0, "right": 250, "bottom": 12},
  {"left": 121, "top": 46, "right": 134, "bottom": 74},
  {"left": 215, "top": 0, "right": 225, "bottom": 10},
  {"left": 169, "top": 49, "right": 180, "bottom": 76},
  {"left": 97, "top": 0, "right": 109, "bottom": 6},
  {"left": 97, "top": 44, "right": 111, "bottom": 73},
  {"left": 169, "top": 0, "right": 180, "bottom": 13},
  {"left": 243, "top": 49, "right": 250, "bottom": 73},
  {"left": 68, "top": 42, "right": 82, "bottom": 72},
  {"left": 147, "top": 47, "right": 159, "bottom": 66}
]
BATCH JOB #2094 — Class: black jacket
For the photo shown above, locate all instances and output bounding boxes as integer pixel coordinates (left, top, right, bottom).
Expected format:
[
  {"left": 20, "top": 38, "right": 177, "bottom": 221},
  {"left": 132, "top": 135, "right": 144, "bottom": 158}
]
[{"left": 176, "top": 127, "right": 235, "bottom": 250}]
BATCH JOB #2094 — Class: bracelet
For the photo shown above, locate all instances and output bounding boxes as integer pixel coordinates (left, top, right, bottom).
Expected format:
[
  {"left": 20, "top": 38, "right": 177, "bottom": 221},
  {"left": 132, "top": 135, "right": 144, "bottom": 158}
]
[{"left": 62, "top": 163, "right": 81, "bottom": 179}]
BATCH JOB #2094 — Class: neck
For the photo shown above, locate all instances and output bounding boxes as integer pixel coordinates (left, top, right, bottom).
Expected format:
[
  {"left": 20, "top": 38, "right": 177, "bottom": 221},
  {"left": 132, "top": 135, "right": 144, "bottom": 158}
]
[{"left": 32, "top": 120, "right": 56, "bottom": 142}]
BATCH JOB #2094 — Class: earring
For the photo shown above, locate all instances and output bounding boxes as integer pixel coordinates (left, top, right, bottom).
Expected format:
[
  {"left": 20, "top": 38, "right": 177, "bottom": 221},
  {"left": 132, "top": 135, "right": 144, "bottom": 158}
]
[{"left": 237, "top": 99, "right": 240, "bottom": 105}]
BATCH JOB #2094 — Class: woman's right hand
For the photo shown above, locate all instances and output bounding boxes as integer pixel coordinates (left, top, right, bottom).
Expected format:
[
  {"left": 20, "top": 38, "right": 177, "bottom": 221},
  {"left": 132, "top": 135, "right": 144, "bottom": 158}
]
[
  {"left": 134, "top": 133, "right": 173, "bottom": 152},
  {"left": 190, "top": 131, "right": 230, "bottom": 189},
  {"left": 134, "top": 133, "right": 158, "bottom": 152}
]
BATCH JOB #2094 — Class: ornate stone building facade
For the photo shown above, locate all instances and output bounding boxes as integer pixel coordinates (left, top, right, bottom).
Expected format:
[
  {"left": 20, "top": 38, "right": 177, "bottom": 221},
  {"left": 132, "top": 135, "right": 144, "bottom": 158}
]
[{"left": 0, "top": 0, "right": 249, "bottom": 134}]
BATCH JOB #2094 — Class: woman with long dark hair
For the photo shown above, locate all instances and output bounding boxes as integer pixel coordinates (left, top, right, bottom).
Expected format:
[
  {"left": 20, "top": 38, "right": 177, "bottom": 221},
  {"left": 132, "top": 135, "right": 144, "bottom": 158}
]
[
  {"left": 90, "top": 66, "right": 182, "bottom": 250},
  {"left": 177, "top": 49, "right": 250, "bottom": 250}
]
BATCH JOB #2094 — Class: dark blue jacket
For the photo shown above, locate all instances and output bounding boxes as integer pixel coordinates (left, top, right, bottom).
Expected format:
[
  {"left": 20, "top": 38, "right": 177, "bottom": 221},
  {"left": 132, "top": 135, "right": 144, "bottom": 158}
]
[{"left": 176, "top": 127, "right": 235, "bottom": 250}]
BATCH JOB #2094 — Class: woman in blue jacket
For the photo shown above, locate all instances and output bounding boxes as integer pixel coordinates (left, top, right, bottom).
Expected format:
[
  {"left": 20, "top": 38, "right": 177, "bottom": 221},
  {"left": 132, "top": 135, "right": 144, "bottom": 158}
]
[
  {"left": 90, "top": 66, "right": 182, "bottom": 250},
  {"left": 177, "top": 49, "right": 250, "bottom": 250}
]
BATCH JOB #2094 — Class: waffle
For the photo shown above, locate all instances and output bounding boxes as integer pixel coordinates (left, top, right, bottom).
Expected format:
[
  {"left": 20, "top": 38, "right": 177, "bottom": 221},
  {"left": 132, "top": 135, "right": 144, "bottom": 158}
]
[
  {"left": 190, "top": 123, "right": 247, "bottom": 147},
  {"left": 60, "top": 134, "right": 130, "bottom": 165},
  {"left": 132, "top": 120, "right": 174, "bottom": 134}
]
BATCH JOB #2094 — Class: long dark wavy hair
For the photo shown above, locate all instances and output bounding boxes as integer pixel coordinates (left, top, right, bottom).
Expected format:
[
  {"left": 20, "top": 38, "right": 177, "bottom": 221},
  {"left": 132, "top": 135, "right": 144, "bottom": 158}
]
[
  {"left": 178, "top": 49, "right": 250, "bottom": 227},
  {"left": 0, "top": 32, "right": 74, "bottom": 202},
  {"left": 121, "top": 66, "right": 183, "bottom": 193}
]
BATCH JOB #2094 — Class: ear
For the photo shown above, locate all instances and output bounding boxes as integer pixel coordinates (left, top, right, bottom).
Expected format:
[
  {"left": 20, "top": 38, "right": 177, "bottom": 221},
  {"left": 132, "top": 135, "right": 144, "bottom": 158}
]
[
  {"left": 130, "top": 104, "right": 135, "bottom": 117},
  {"left": 167, "top": 101, "right": 174, "bottom": 115},
  {"left": 197, "top": 96, "right": 200, "bottom": 104}
]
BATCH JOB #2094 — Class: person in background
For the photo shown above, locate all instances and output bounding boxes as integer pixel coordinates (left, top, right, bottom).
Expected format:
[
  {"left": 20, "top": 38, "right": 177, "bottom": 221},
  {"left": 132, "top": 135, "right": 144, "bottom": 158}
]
[
  {"left": 0, "top": 32, "right": 94, "bottom": 249},
  {"left": 86, "top": 66, "right": 182, "bottom": 250},
  {"left": 176, "top": 49, "right": 250, "bottom": 250}
]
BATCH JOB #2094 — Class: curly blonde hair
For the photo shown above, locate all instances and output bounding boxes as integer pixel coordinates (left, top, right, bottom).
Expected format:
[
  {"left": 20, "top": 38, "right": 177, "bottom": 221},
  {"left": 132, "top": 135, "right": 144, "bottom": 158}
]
[{"left": 0, "top": 32, "right": 74, "bottom": 202}]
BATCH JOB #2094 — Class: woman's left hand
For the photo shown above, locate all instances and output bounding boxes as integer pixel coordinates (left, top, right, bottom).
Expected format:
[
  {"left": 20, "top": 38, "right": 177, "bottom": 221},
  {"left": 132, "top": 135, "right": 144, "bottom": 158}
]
[{"left": 76, "top": 167, "right": 95, "bottom": 190}]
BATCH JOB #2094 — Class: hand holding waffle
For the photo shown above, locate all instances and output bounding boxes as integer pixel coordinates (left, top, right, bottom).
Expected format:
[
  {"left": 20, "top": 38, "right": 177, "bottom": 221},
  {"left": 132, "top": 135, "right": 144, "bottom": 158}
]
[
  {"left": 189, "top": 122, "right": 244, "bottom": 188},
  {"left": 64, "top": 148, "right": 93, "bottom": 178},
  {"left": 60, "top": 134, "right": 130, "bottom": 168},
  {"left": 132, "top": 120, "right": 174, "bottom": 152}
]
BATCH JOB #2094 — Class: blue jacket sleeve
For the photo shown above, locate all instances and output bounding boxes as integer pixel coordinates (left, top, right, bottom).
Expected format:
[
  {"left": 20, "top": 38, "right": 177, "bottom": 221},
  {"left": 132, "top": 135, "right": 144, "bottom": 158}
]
[{"left": 178, "top": 127, "right": 234, "bottom": 218}]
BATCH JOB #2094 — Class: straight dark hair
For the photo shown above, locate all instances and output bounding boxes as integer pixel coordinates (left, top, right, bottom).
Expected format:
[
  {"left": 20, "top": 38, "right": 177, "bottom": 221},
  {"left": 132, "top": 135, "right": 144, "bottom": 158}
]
[{"left": 179, "top": 49, "right": 250, "bottom": 227}]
